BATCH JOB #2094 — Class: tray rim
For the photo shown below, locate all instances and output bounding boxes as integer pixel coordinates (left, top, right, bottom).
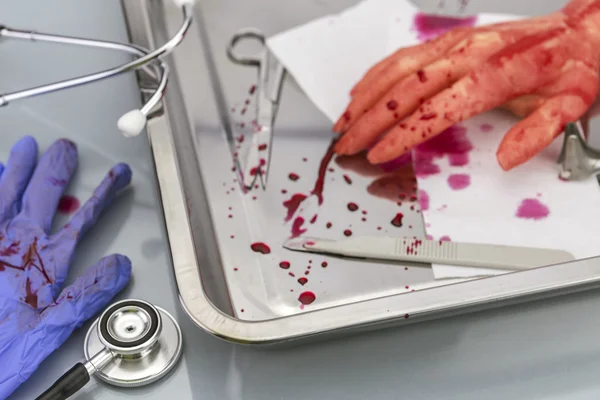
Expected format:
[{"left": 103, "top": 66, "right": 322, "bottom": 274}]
[{"left": 122, "top": 0, "right": 600, "bottom": 346}]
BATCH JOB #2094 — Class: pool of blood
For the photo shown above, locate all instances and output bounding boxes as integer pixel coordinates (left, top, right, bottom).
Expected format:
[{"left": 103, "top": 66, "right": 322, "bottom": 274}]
[{"left": 298, "top": 291, "right": 316, "bottom": 305}]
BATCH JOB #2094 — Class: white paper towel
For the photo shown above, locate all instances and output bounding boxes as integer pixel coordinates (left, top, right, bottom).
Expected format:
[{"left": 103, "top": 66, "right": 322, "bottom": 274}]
[{"left": 267, "top": 0, "right": 600, "bottom": 279}]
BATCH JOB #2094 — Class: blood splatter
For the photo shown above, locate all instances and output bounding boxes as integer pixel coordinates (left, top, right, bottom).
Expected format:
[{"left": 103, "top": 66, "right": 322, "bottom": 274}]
[
  {"left": 413, "top": 125, "right": 473, "bottom": 177},
  {"left": 291, "top": 217, "right": 307, "bottom": 238},
  {"left": 321, "top": 261, "right": 328, "bottom": 268},
  {"left": 480, "top": 123, "right": 493, "bottom": 132},
  {"left": 417, "top": 70, "right": 427, "bottom": 82},
  {"left": 310, "top": 214, "right": 318, "bottom": 224},
  {"left": 447, "top": 174, "right": 471, "bottom": 190},
  {"left": 326, "top": 222, "right": 332, "bottom": 229},
  {"left": 412, "top": 13, "right": 477, "bottom": 42},
  {"left": 298, "top": 291, "right": 316, "bottom": 305},
  {"left": 250, "top": 242, "right": 271, "bottom": 254},
  {"left": 289, "top": 173, "right": 300, "bottom": 181},
  {"left": 343, "top": 174, "right": 352, "bottom": 184},
  {"left": 0, "top": 242, "right": 19, "bottom": 257},
  {"left": 344, "top": 229, "right": 353, "bottom": 237},
  {"left": 249, "top": 84, "right": 257, "bottom": 94},
  {"left": 24, "top": 278, "right": 38, "bottom": 308},
  {"left": 281, "top": 139, "right": 338, "bottom": 233},
  {"left": 283, "top": 193, "right": 307, "bottom": 222},
  {"left": 57, "top": 195, "right": 80, "bottom": 214},
  {"left": 516, "top": 198, "right": 549, "bottom": 220},
  {"left": 347, "top": 202, "right": 359, "bottom": 212},
  {"left": 391, "top": 213, "right": 404, "bottom": 227},
  {"left": 279, "top": 261, "right": 290, "bottom": 269},
  {"left": 258, "top": 144, "right": 268, "bottom": 151},
  {"left": 387, "top": 100, "right": 398, "bottom": 110},
  {"left": 418, "top": 190, "right": 430, "bottom": 211},
  {"left": 49, "top": 177, "right": 68, "bottom": 186},
  {"left": 298, "top": 277, "right": 308, "bottom": 285}
]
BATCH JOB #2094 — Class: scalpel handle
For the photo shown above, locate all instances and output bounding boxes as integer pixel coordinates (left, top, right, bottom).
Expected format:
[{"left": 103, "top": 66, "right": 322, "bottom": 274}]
[{"left": 307, "top": 237, "right": 575, "bottom": 271}]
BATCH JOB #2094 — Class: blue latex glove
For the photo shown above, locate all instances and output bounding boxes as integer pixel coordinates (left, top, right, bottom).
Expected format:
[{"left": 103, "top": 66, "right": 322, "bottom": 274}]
[{"left": 0, "top": 136, "right": 132, "bottom": 399}]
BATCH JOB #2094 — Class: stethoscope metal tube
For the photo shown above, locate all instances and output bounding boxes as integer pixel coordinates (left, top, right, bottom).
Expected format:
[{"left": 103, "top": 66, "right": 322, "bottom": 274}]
[
  {"left": 35, "top": 299, "right": 183, "bottom": 400},
  {"left": 0, "top": 0, "right": 193, "bottom": 137}
]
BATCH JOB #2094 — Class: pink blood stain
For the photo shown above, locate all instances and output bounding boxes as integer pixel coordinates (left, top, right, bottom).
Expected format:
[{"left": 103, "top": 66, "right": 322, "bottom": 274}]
[
  {"left": 412, "top": 13, "right": 477, "bottom": 42},
  {"left": 379, "top": 153, "right": 412, "bottom": 173},
  {"left": 413, "top": 125, "right": 473, "bottom": 178},
  {"left": 516, "top": 198, "right": 550, "bottom": 221},
  {"left": 447, "top": 174, "right": 471, "bottom": 190},
  {"left": 480, "top": 123, "right": 494, "bottom": 133},
  {"left": 57, "top": 195, "right": 80, "bottom": 214},
  {"left": 298, "top": 291, "right": 316, "bottom": 305},
  {"left": 439, "top": 235, "right": 451, "bottom": 242},
  {"left": 418, "top": 190, "right": 430, "bottom": 211}
]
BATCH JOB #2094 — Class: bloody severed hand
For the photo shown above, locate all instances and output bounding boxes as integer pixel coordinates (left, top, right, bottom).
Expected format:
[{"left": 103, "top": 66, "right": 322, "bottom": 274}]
[
  {"left": 333, "top": 0, "right": 600, "bottom": 171},
  {"left": 0, "top": 137, "right": 132, "bottom": 399}
]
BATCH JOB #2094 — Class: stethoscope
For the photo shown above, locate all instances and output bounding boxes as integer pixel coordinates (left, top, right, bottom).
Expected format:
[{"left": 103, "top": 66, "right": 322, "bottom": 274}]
[
  {"left": 35, "top": 299, "right": 183, "bottom": 400},
  {"left": 0, "top": 0, "right": 194, "bottom": 138}
]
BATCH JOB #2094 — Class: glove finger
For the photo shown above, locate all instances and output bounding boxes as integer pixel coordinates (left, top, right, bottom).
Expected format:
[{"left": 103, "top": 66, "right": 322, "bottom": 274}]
[
  {"left": 2, "top": 255, "right": 131, "bottom": 399},
  {"left": 18, "top": 139, "right": 78, "bottom": 233},
  {"left": 42, "top": 254, "right": 132, "bottom": 327},
  {"left": 54, "top": 163, "right": 132, "bottom": 246},
  {"left": 0, "top": 136, "right": 38, "bottom": 221},
  {"left": 0, "top": 162, "right": 4, "bottom": 177}
]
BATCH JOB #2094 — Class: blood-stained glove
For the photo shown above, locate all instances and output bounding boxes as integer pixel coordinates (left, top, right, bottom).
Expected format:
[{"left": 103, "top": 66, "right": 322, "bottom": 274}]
[
  {"left": 334, "top": 0, "right": 600, "bottom": 171},
  {"left": 0, "top": 136, "right": 132, "bottom": 400}
]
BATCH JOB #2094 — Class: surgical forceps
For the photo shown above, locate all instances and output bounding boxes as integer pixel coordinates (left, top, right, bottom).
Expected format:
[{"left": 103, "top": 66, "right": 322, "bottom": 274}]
[{"left": 227, "top": 28, "right": 285, "bottom": 191}]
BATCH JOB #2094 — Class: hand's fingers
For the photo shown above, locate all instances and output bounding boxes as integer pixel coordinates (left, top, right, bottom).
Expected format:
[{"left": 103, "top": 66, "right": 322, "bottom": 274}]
[
  {"left": 336, "top": 59, "right": 456, "bottom": 155},
  {"left": 367, "top": 28, "right": 571, "bottom": 164},
  {"left": 335, "top": 28, "right": 471, "bottom": 132},
  {"left": 341, "top": 15, "right": 562, "bottom": 132},
  {"left": 337, "top": 25, "right": 560, "bottom": 155},
  {"left": 0, "top": 136, "right": 38, "bottom": 221},
  {"left": 500, "top": 94, "right": 548, "bottom": 117},
  {"left": 18, "top": 139, "right": 78, "bottom": 233},
  {"left": 39, "top": 254, "right": 131, "bottom": 335},
  {"left": 55, "top": 163, "right": 132, "bottom": 244},
  {"left": 0, "top": 163, "right": 4, "bottom": 177},
  {"left": 497, "top": 84, "right": 598, "bottom": 170}
]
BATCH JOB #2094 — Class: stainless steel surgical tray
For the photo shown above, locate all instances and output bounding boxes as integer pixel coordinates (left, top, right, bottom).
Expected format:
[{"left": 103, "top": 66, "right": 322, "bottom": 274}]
[{"left": 121, "top": 0, "right": 600, "bottom": 345}]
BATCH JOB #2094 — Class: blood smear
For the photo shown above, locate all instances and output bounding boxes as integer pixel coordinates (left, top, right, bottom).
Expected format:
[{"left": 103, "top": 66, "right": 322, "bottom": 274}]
[
  {"left": 412, "top": 13, "right": 477, "bottom": 42},
  {"left": 57, "top": 195, "right": 80, "bottom": 214},
  {"left": 516, "top": 198, "right": 549, "bottom": 220},
  {"left": 447, "top": 174, "right": 471, "bottom": 190}
]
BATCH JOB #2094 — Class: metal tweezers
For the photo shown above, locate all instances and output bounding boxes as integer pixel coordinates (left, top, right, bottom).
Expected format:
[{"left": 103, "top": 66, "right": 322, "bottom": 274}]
[{"left": 227, "top": 28, "right": 286, "bottom": 191}]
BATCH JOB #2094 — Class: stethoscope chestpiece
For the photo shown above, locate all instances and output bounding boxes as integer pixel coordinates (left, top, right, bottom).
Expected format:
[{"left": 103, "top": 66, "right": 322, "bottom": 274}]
[
  {"left": 84, "top": 298, "right": 183, "bottom": 388},
  {"left": 98, "top": 299, "right": 162, "bottom": 357}
]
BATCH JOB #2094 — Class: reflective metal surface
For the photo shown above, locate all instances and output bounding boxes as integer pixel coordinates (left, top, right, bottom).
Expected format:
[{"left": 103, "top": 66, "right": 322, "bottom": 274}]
[
  {"left": 84, "top": 306, "right": 183, "bottom": 388},
  {"left": 558, "top": 122, "right": 600, "bottom": 181},
  {"left": 121, "top": 0, "right": 600, "bottom": 345}
]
